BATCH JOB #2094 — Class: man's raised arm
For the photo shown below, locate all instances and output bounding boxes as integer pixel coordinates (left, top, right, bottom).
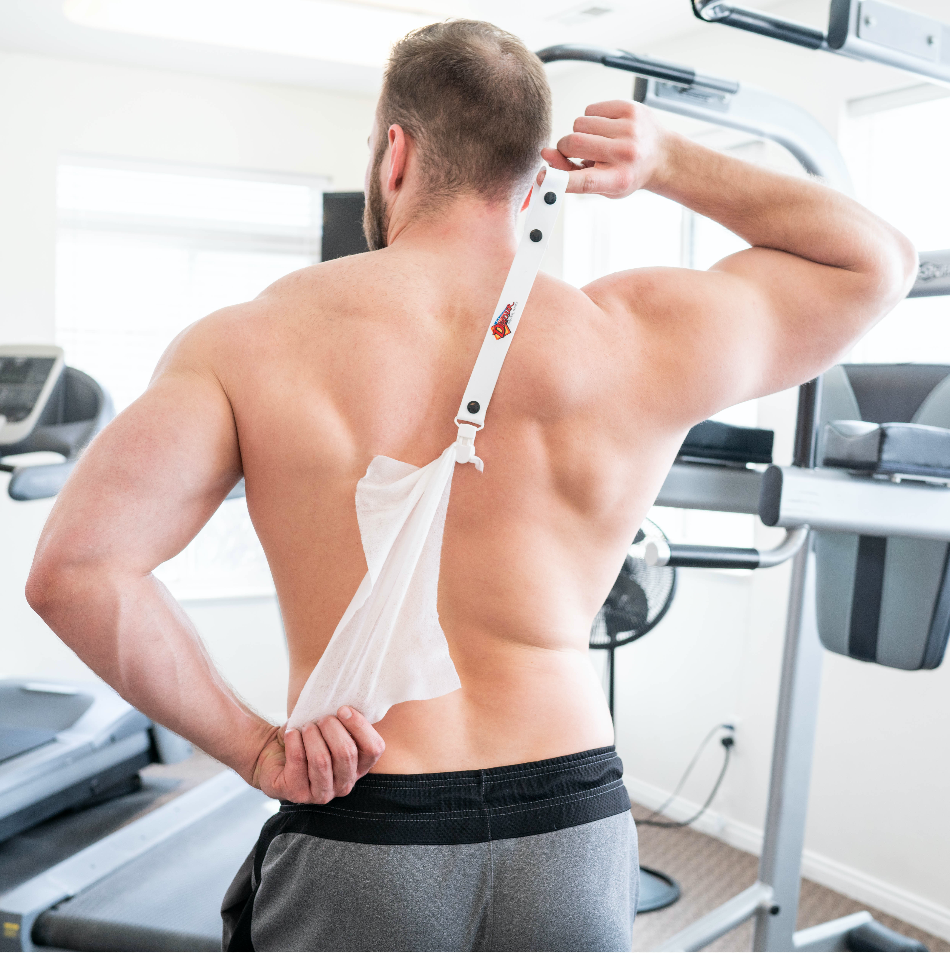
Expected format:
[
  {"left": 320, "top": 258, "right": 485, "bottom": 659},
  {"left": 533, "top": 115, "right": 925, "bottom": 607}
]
[
  {"left": 543, "top": 101, "right": 918, "bottom": 425},
  {"left": 25, "top": 313, "right": 383, "bottom": 803}
]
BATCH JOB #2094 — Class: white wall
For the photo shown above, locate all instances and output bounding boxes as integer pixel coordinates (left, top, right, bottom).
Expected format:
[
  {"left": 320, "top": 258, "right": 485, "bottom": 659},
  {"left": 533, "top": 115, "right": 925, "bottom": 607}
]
[
  {"left": 0, "top": 50, "right": 378, "bottom": 722},
  {"left": 548, "top": 1, "right": 950, "bottom": 939}
]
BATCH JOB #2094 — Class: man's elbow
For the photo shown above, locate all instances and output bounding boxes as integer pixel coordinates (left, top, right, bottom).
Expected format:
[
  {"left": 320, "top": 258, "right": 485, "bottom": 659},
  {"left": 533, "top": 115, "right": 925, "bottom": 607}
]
[
  {"left": 26, "top": 555, "right": 67, "bottom": 621},
  {"left": 870, "top": 226, "right": 918, "bottom": 310},
  {"left": 25, "top": 550, "right": 94, "bottom": 627}
]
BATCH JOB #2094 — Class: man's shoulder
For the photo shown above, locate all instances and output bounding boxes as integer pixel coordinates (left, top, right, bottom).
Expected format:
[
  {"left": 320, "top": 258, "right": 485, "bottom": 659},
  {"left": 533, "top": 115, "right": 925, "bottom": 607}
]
[
  {"left": 531, "top": 272, "right": 610, "bottom": 320},
  {"left": 184, "top": 254, "right": 380, "bottom": 345},
  {"left": 579, "top": 264, "right": 740, "bottom": 329},
  {"left": 257, "top": 253, "right": 381, "bottom": 301},
  {"left": 161, "top": 254, "right": 389, "bottom": 390}
]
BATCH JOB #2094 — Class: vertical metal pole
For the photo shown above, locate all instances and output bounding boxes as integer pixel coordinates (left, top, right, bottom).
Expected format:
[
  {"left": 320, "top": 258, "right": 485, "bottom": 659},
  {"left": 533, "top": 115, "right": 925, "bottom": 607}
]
[
  {"left": 753, "top": 377, "right": 826, "bottom": 950},
  {"left": 753, "top": 541, "right": 825, "bottom": 950},
  {"left": 608, "top": 646, "right": 616, "bottom": 720}
]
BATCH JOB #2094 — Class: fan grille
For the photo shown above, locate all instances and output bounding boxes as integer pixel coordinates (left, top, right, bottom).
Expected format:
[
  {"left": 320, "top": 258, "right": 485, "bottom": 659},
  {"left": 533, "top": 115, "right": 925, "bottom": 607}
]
[{"left": 590, "top": 517, "right": 677, "bottom": 650}]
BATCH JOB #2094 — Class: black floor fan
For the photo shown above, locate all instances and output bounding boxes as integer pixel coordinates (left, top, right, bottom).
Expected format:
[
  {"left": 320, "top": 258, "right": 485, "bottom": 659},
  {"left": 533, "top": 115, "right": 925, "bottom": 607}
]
[{"left": 589, "top": 517, "right": 681, "bottom": 914}]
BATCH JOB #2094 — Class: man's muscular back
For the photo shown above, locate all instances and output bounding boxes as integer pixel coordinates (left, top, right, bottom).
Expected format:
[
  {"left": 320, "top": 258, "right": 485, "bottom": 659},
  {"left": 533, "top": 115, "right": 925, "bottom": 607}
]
[
  {"left": 27, "top": 95, "right": 916, "bottom": 803},
  {"left": 208, "top": 239, "right": 676, "bottom": 773}
]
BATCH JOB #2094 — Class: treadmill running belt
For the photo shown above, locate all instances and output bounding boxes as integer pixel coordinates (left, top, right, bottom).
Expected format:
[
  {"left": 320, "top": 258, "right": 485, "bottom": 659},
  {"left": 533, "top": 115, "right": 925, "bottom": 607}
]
[
  {"left": 0, "top": 727, "right": 56, "bottom": 763},
  {"left": 32, "top": 787, "right": 274, "bottom": 952}
]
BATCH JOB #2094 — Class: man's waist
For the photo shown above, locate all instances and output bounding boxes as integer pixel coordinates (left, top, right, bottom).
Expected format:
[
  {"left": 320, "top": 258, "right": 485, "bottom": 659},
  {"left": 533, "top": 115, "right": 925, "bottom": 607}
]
[{"left": 268, "top": 745, "right": 629, "bottom": 845}]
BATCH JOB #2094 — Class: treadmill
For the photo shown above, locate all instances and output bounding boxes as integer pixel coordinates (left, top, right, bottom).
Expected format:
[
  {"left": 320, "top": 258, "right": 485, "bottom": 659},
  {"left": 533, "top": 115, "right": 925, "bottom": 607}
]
[{"left": 0, "top": 346, "right": 216, "bottom": 952}]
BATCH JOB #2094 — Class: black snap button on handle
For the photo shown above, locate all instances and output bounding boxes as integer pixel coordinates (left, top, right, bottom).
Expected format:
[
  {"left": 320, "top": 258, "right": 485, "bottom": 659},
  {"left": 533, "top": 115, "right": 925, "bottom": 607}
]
[
  {"left": 467, "top": 401, "right": 480, "bottom": 414},
  {"left": 544, "top": 191, "right": 557, "bottom": 205},
  {"left": 529, "top": 229, "right": 542, "bottom": 242}
]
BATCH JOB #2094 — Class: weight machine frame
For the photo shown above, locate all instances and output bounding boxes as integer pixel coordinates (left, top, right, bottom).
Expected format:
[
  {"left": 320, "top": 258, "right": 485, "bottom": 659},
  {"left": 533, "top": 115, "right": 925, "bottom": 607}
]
[{"left": 538, "top": 43, "right": 943, "bottom": 951}]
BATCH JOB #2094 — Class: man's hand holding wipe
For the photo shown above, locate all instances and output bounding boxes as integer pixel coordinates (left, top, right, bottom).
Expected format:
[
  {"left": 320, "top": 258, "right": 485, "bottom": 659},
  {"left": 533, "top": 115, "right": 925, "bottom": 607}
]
[{"left": 252, "top": 706, "right": 386, "bottom": 804}]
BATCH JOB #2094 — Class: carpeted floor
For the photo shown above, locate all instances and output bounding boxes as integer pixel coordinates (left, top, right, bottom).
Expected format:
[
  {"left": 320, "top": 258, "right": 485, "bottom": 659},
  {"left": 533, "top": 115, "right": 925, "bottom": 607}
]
[{"left": 630, "top": 804, "right": 949, "bottom": 952}]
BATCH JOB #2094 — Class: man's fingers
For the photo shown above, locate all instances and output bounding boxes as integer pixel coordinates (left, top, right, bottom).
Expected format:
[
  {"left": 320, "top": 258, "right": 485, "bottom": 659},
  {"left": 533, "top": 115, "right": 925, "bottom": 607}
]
[
  {"left": 555, "top": 132, "right": 619, "bottom": 165},
  {"left": 337, "top": 706, "right": 386, "bottom": 775},
  {"left": 301, "top": 723, "right": 334, "bottom": 803},
  {"left": 282, "top": 729, "right": 311, "bottom": 802},
  {"left": 573, "top": 115, "right": 634, "bottom": 140},
  {"left": 584, "top": 99, "right": 638, "bottom": 120},
  {"left": 284, "top": 709, "right": 383, "bottom": 805},
  {"left": 319, "top": 715, "right": 360, "bottom": 797},
  {"left": 540, "top": 148, "right": 576, "bottom": 174}
]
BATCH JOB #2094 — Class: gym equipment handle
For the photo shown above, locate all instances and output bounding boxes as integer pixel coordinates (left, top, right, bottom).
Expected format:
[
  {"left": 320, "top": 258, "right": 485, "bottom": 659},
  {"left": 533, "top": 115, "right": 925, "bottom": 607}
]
[
  {"left": 643, "top": 526, "right": 808, "bottom": 570},
  {"left": 535, "top": 44, "right": 738, "bottom": 96},
  {"left": 691, "top": 0, "right": 827, "bottom": 50}
]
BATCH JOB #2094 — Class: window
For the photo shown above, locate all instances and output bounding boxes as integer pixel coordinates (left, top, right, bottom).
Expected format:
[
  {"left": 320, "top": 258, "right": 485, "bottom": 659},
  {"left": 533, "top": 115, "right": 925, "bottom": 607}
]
[
  {"left": 839, "top": 86, "right": 950, "bottom": 364},
  {"left": 56, "top": 158, "right": 328, "bottom": 598}
]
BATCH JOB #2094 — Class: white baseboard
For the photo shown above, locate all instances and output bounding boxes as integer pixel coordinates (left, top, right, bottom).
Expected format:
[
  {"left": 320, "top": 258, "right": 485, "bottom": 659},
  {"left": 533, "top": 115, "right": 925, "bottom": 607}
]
[{"left": 624, "top": 774, "right": 950, "bottom": 944}]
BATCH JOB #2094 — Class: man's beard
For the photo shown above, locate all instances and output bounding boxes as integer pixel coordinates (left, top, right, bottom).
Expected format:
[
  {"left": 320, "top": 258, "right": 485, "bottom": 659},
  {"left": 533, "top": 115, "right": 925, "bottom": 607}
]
[{"left": 363, "top": 140, "right": 390, "bottom": 251}]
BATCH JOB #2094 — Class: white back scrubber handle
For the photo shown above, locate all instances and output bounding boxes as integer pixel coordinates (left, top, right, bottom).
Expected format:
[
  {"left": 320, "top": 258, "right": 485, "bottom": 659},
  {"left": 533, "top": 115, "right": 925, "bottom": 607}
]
[{"left": 455, "top": 166, "right": 569, "bottom": 436}]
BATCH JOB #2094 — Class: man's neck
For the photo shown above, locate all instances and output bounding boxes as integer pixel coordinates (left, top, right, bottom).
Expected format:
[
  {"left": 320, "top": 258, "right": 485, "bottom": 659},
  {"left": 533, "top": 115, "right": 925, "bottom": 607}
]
[{"left": 386, "top": 194, "right": 521, "bottom": 264}]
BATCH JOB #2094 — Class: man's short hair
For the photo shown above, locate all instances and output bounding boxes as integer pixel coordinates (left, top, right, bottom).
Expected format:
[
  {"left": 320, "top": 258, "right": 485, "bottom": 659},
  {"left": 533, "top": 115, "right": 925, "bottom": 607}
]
[{"left": 379, "top": 20, "right": 552, "bottom": 203}]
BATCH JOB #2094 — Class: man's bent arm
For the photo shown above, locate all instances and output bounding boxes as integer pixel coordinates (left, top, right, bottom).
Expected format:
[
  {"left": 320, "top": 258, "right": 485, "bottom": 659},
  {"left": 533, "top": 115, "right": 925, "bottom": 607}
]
[
  {"left": 545, "top": 101, "right": 918, "bottom": 422},
  {"left": 25, "top": 322, "right": 272, "bottom": 780},
  {"left": 25, "top": 315, "right": 383, "bottom": 800}
]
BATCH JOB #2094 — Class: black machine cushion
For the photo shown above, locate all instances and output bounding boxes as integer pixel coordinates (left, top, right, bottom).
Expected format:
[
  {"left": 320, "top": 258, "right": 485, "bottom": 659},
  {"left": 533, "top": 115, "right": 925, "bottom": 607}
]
[
  {"left": 821, "top": 419, "right": 950, "bottom": 479},
  {"left": 677, "top": 419, "right": 774, "bottom": 465}
]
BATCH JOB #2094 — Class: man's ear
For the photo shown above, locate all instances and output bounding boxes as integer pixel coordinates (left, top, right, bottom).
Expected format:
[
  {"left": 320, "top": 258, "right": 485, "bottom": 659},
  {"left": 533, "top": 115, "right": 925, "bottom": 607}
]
[
  {"left": 520, "top": 187, "right": 533, "bottom": 212},
  {"left": 387, "top": 124, "right": 408, "bottom": 192}
]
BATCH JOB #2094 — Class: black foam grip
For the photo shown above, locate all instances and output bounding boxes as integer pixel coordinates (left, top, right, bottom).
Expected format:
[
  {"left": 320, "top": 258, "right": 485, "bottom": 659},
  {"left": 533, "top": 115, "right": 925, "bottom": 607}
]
[
  {"left": 758, "top": 466, "right": 784, "bottom": 526},
  {"left": 666, "top": 545, "right": 760, "bottom": 570}
]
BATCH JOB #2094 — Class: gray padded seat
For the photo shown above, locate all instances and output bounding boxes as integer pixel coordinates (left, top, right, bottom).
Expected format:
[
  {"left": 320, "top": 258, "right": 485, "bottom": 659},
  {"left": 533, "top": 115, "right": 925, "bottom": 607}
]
[
  {"left": 814, "top": 364, "right": 950, "bottom": 670},
  {"left": 822, "top": 419, "right": 950, "bottom": 479}
]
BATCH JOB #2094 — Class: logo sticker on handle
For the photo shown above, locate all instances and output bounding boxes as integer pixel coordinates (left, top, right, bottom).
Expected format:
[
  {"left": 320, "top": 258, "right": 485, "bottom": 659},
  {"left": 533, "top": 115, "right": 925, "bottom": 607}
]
[{"left": 492, "top": 302, "right": 517, "bottom": 340}]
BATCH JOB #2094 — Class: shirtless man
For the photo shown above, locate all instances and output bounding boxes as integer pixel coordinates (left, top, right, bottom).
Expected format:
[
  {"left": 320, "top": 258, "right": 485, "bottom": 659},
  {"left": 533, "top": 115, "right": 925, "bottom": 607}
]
[{"left": 26, "top": 18, "right": 915, "bottom": 953}]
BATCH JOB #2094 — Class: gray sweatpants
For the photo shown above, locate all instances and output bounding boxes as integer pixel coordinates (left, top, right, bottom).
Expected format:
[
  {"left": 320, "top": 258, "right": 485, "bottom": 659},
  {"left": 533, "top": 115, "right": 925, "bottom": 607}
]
[{"left": 222, "top": 746, "right": 638, "bottom": 952}]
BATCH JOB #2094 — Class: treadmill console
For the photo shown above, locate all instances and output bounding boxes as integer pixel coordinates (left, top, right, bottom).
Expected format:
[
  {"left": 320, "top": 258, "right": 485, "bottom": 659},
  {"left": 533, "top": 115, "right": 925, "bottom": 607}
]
[{"left": 0, "top": 345, "right": 65, "bottom": 448}]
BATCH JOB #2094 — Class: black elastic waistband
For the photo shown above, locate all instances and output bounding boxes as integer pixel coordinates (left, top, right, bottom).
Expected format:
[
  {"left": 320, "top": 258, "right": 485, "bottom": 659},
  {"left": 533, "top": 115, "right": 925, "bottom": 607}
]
[{"left": 264, "top": 746, "right": 629, "bottom": 846}]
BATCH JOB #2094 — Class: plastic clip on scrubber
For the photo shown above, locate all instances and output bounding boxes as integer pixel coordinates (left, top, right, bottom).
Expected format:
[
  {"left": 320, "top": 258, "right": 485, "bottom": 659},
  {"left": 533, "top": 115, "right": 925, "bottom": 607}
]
[
  {"left": 286, "top": 166, "right": 570, "bottom": 729},
  {"left": 455, "top": 423, "right": 482, "bottom": 471}
]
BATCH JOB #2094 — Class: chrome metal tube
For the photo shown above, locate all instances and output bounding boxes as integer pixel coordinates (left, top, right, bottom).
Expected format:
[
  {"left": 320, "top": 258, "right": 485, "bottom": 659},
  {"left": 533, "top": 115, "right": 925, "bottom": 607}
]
[{"left": 645, "top": 526, "right": 806, "bottom": 569}]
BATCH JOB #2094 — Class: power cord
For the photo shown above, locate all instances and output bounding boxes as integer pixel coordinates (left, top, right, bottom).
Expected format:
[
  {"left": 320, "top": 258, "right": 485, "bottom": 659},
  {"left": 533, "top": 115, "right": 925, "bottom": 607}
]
[{"left": 633, "top": 723, "right": 734, "bottom": 829}]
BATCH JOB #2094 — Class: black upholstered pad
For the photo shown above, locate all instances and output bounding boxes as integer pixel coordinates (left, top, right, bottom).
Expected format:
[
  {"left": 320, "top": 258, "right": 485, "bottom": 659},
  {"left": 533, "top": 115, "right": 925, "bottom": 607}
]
[
  {"left": 822, "top": 419, "right": 950, "bottom": 479},
  {"left": 677, "top": 420, "right": 774, "bottom": 465}
]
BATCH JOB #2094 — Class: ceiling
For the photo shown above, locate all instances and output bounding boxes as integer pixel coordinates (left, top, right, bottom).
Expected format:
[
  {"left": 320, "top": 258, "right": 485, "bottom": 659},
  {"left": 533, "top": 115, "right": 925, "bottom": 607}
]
[{"left": 0, "top": 0, "right": 789, "bottom": 96}]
